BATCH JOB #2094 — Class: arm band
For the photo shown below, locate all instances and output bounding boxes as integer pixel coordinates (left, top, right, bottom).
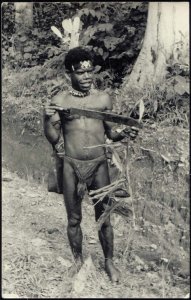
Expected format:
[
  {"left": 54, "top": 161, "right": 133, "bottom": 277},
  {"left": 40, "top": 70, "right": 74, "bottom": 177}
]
[{"left": 51, "top": 120, "right": 61, "bottom": 126}]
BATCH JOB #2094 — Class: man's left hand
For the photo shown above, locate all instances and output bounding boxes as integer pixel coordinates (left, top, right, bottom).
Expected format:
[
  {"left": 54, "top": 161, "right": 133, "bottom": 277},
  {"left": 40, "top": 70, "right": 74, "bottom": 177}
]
[{"left": 120, "top": 126, "right": 139, "bottom": 140}]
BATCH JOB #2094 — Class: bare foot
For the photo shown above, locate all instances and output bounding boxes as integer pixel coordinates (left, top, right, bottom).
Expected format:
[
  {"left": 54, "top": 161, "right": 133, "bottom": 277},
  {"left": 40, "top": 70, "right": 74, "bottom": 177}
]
[
  {"left": 105, "top": 259, "right": 120, "bottom": 283},
  {"left": 67, "top": 258, "right": 83, "bottom": 277}
]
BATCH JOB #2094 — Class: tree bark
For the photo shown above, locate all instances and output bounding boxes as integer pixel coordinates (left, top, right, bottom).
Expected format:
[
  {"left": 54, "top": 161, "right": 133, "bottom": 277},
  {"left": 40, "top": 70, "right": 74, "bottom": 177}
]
[
  {"left": 15, "top": 2, "right": 33, "bottom": 31},
  {"left": 122, "top": 2, "right": 189, "bottom": 90},
  {"left": 14, "top": 2, "right": 33, "bottom": 60}
]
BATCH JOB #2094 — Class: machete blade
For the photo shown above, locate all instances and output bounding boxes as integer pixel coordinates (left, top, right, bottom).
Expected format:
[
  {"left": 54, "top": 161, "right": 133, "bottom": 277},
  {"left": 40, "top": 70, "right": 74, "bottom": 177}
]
[
  {"left": 71, "top": 108, "right": 142, "bottom": 128},
  {"left": 58, "top": 107, "right": 142, "bottom": 128}
]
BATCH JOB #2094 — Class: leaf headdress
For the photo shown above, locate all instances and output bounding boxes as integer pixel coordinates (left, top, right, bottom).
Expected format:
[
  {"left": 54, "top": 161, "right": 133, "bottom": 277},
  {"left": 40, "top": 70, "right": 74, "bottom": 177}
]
[{"left": 51, "top": 16, "right": 80, "bottom": 49}]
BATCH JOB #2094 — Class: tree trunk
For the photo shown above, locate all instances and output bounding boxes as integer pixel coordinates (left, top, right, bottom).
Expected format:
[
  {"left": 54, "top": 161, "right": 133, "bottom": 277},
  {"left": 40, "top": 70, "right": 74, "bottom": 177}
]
[
  {"left": 14, "top": 2, "right": 33, "bottom": 61},
  {"left": 122, "top": 2, "right": 189, "bottom": 90},
  {"left": 15, "top": 2, "right": 33, "bottom": 31}
]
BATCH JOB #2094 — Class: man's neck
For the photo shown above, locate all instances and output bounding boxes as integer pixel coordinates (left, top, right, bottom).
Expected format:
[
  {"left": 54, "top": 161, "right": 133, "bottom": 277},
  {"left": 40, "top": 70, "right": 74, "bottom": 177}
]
[{"left": 69, "top": 87, "right": 90, "bottom": 97}]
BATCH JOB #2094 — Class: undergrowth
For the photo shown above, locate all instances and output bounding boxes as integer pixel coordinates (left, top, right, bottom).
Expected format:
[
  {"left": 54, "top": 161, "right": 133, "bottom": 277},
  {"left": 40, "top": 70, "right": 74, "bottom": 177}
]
[
  {"left": 3, "top": 59, "right": 189, "bottom": 136},
  {"left": 114, "top": 63, "right": 189, "bottom": 128}
]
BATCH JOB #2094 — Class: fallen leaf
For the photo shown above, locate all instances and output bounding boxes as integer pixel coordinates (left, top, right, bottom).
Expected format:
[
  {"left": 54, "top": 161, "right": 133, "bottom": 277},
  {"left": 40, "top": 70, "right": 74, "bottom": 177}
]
[
  {"left": 73, "top": 256, "right": 95, "bottom": 293},
  {"left": 139, "top": 98, "right": 145, "bottom": 122},
  {"left": 161, "top": 154, "right": 171, "bottom": 163},
  {"left": 31, "top": 238, "right": 47, "bottom": 247},
  {"left": 150, "top": 243, "right": 157, "bottom": 250},
  {"left": 134, "top": 255, "right": 145, "bottom": 265},
  {"left": 88, "top": 239, "right": 97, "bottom": 244},
  {"left": 161, "top": 257, "right": 169, "bottom": 264},
  {"left": 29, "top": 193, "right": 38, "bottom": 198},
  {"left": 57, "top": 257, "right": 72, "bottom": 268}
]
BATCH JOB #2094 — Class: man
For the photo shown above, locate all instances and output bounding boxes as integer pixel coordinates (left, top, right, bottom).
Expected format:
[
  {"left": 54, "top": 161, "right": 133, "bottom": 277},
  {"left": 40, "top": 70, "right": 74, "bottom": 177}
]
[{"left": 43, "top": 47, "right": 138, "bottom": 282}]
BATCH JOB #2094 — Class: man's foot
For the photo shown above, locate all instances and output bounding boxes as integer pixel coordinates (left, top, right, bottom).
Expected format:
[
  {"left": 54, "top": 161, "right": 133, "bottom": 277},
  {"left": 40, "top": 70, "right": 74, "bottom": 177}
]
[
  {"left": 67, "top": 258, "right": 83, "bottom": 277},
  {"left": 105, "top": 259, "right": 120, "bottom": 283}
]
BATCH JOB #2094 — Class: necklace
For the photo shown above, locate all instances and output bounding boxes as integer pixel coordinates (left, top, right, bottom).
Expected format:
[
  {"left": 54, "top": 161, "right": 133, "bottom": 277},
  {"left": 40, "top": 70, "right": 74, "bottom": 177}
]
[{"left": 69, "top": 87, "right": 90, "bottom": 97}]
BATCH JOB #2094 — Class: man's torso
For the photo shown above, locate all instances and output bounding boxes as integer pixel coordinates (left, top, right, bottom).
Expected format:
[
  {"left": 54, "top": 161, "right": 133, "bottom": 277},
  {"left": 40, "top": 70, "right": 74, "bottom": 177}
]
[{"left": 52, "top": 89, "right": 111, "bottom": 160}]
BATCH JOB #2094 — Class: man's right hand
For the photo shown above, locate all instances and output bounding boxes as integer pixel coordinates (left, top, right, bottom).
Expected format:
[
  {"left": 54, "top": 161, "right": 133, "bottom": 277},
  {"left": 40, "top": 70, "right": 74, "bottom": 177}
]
[
  {"left": 44, "top": 104, "right": 80, "bottom": 121},
  {"left": 44, "top": 104, "right": 60, "bottom": 118}
]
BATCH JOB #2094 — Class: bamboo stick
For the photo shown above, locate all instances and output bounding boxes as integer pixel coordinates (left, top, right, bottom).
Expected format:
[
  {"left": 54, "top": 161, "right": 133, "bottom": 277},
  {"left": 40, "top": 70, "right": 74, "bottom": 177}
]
[{"left": 89, "top": 178, "right": 125, "bottom": 196}]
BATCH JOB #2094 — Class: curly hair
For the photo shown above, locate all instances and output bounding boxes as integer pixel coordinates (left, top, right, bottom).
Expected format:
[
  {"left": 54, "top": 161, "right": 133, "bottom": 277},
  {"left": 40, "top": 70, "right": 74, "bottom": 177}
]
[{"left": 64, "top": 47, "right": 94, "bottom": 71}]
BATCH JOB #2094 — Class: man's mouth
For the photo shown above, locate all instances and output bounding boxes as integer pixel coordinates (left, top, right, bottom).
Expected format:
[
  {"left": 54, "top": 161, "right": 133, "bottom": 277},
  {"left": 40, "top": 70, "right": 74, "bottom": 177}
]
[
  {"left": 80, "top": 82, "right": 92, "bottom": 89},
  {"left": 81, "top": 81, "right": 92, "bottom": 86}
]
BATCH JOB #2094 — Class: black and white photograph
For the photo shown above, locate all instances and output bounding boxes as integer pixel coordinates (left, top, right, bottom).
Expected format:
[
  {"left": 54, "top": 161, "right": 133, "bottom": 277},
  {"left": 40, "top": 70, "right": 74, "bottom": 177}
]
[{"left": 2, "top": 1, "right": 190, "bottom": 298}]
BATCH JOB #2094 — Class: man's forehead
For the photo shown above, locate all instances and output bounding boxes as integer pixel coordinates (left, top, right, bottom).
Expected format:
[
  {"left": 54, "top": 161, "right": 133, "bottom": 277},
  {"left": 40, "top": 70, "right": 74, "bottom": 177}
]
[{"left": 72, "top": 60, "right": 93, "bottom": 71}]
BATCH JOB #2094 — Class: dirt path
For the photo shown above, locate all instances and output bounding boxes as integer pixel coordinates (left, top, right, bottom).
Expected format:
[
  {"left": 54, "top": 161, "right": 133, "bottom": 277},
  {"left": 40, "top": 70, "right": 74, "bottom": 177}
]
[{"left": 2, "top": 166, "right": 189, "bottom": 298}]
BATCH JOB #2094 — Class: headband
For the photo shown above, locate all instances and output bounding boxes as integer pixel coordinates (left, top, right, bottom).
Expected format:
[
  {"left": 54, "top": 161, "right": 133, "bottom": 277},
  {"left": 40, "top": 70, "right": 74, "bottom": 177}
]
[{"left": 71, "top": 60, "right": 93, "bottom": 71}]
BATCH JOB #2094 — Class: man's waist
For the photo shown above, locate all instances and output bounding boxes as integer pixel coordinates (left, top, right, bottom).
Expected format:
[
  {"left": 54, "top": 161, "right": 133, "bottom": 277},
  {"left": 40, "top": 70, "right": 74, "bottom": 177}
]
[
  {"left": 64, "top": 145, "right": 106, "bottom": 160},
  {"left": 64, "top": 153, "right": 107, "bottom": 163}
]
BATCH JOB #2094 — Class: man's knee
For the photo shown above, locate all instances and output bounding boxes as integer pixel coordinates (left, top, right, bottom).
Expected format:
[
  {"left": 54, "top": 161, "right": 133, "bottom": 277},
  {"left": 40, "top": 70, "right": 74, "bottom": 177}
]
[
  {"left": 68, "top": 213, "right": 82, "bottom": 227},
  {"left": 100, "top": 217, "right": 111, "bottom": 228}
]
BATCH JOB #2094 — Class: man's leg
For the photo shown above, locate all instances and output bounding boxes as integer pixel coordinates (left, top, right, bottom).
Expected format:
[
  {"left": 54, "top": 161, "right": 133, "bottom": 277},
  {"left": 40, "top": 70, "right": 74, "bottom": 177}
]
[
  {"left": 63, "top": 159, "right": 83, "bottom": 267},
  {"left": 90, "top": 161, "right": 120, "bottom": 282}
]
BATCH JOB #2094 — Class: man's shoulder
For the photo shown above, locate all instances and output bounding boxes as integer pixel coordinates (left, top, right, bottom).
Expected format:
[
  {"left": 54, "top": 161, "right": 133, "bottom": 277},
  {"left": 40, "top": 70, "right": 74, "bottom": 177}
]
[
  {"left": 92, "top": 89, "right": 112, "bottom": 109},
  {"left": 93, "top": 89, "right": 111, "bottom": 101},
  {"left": 92, "top": 89, "right": 109, "bottom": 96},
  {"left": 51, "top": 90, "right": 70, "bottom": 105}
]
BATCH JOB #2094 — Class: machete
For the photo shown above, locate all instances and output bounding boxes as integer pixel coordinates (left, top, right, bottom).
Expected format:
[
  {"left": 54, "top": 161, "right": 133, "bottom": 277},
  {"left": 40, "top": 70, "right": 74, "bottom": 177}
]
[{"left": 56, "top": 107, "right": 142, "bottom": 128}]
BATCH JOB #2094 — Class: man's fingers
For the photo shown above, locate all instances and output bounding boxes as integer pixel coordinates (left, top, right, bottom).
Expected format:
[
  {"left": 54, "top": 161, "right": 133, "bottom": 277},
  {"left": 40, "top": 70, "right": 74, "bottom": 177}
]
[
  {"left": 45, "top": 108, "right": 56, "bottom": 113},
  {"left": 44, "top": 104, "right": 65, "bottom": 110},
  {"left": 129, "top": 132, "right": 136, "bottom": 137},
  {"left": 44, "top": 104, "right": 65, "bottom": 113},
  {"left": 131, "top": 126, "right": 139, "bottom": 132},
  {"left": 49, "top": 105, "right": 64, "bottom": 110}
]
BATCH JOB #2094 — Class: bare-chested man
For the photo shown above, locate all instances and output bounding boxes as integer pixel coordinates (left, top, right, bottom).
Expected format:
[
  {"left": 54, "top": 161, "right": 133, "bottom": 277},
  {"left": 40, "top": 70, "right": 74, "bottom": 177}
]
[{"left": 43, "top": 47, "right": 138, "bottom": 282}]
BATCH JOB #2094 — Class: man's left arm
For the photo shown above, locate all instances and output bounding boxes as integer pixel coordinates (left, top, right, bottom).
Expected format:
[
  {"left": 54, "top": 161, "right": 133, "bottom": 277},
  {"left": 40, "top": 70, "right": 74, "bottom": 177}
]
[{"left": 103, "top": 94, "right": 139, "bottom": 142}]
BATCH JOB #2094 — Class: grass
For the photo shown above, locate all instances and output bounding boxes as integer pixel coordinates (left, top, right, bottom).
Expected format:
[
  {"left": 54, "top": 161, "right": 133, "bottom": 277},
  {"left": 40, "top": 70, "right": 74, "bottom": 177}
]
[
  {"left": 2, "top": 56, "right": 190, "bottom": 298},
  {"left": 117, "top": 76, "right": 189, "bottom": 129},
  {"left": 2, "top": 164, "right": 190, "bottom": 298}
]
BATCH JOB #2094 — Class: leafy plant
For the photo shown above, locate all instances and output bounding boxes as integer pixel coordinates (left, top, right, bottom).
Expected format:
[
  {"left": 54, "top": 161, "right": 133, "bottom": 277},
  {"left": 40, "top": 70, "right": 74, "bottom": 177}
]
[
  {"left": 115, "top": 58, "right": 189, "bottom": 128},
  {"left": 2, "top": 2, "right": 148, "bottom": 89}
]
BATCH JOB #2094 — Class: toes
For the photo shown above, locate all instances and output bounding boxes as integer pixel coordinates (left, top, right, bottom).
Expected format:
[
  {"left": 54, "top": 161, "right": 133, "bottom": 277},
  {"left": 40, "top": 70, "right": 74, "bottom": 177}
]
[
  {"left": 105, "top": 263, "right": 120, "bottom": 283},
  {"left": 67, "top": 260, "right": 83, "bottom": 277},
  {"left": 111, "top": 273, "right": 120, "bottom": 283}
]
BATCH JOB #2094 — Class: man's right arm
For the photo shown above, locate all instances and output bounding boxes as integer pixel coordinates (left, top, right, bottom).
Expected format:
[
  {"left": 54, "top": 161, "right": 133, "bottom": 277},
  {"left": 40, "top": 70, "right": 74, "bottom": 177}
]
[{"left": 43, "top": 98, "right": 62, "bottom": 146}]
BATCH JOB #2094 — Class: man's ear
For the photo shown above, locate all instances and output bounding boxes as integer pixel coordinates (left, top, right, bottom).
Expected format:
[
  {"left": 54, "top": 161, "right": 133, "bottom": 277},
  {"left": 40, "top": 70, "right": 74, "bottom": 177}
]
[{"left": 64, "top": 69, "right": 71, "bottom": 81}]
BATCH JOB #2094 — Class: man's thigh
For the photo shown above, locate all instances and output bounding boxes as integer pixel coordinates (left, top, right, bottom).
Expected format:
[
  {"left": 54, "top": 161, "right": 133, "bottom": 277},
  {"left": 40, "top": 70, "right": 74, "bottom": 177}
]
[
  {"left": 90, "top": 160, "right": 110, "bottom": 190},
  {"left": 63, "top": 159, "right": 81, "bottom": 217},
  {"left": 90, "top": 161, "right": 111, "bottom": 221}
]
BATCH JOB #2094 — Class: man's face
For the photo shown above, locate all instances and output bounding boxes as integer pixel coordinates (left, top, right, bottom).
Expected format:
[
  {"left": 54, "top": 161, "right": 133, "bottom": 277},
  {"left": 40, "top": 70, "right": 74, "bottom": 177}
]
[{"left": 70, "top": 60, "right": 94, "bottom": 92}]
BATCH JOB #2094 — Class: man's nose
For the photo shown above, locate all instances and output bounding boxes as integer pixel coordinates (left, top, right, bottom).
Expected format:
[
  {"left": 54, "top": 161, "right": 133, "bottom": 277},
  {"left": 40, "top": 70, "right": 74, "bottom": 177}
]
[{"left": 84, "top": 72, "right": 91, "bottom": 79}]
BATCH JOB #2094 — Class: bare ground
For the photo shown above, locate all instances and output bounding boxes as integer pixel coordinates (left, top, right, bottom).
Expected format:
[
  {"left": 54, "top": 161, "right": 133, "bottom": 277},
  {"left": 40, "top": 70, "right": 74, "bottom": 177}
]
[{"left": 2, "top": 166, "right": 189, "bottom": 299}]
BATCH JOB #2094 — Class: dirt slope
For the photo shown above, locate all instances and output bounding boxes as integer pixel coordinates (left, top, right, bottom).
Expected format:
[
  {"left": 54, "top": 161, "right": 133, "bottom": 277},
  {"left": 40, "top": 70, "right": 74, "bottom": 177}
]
[{"left": 2, "top": 166, "right": 189, "bottom": 298}]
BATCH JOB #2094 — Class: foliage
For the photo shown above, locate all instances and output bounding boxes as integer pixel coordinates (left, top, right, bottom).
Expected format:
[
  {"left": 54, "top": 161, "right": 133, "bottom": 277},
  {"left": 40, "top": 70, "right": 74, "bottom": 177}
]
[
  {"left": 110, "top": 25, "right": 190, "bottom": 128},
  {"left": 2, "top": 2, "right": 189, "bottom": 133},
  {"left": 2, "top": 63, "right": 70, "bottom": 135},
  {"left": 115, "top": 61, "right": 189, "bottom": 128},
  {"left": 2, "top": 2, "right": 148, "bottom": 89}
]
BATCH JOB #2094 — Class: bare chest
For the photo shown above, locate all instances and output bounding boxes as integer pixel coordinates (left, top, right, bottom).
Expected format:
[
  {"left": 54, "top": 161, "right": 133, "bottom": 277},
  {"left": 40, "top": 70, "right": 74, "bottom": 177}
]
[{"left": 62, "top": 94, "right": 108, "bottom": 111}]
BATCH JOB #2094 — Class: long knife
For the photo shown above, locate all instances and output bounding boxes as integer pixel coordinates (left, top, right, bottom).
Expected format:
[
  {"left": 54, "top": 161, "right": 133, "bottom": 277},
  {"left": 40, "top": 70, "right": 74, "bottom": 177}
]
[{"left": 55, "top": 106, "right": 142, "bottom": 128}]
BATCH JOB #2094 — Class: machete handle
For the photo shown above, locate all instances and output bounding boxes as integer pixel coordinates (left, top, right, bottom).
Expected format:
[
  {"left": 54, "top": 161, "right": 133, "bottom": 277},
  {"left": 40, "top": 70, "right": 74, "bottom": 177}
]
[{"left": 52, "top": 105, "right": 71, "bottom": 114}]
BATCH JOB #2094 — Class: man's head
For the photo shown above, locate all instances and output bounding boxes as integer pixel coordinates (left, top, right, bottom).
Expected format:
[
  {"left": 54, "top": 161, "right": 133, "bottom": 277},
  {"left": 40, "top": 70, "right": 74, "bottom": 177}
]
[{"left": 64, "top": 47, "right": 94, "bottom": 92}]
